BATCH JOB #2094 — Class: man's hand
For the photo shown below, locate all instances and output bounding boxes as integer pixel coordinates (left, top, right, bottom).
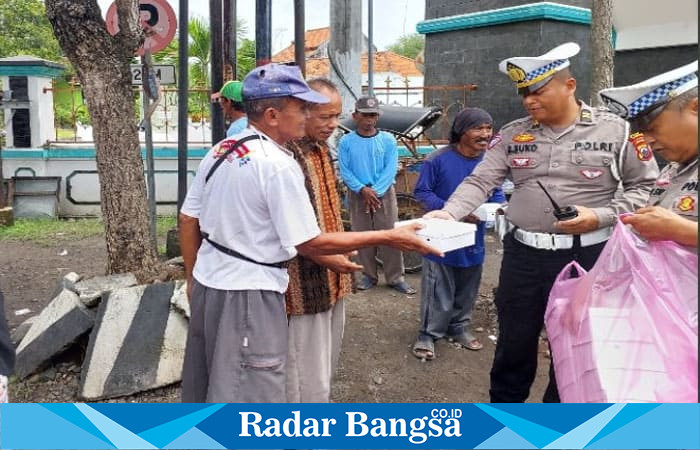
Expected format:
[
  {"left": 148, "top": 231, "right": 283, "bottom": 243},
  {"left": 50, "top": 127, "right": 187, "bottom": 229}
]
[
  {"left": 554, "top": 205, "right": 600, "bottom": 234},
  {"left": 423, "top": 210, "right": 456, "bottom": 221},
  {"left": 621, "top": 206, "right": 698, "bottom": 246},
  {"left": 186, "top": 278, "right": 193, "bottom": 302},
  {"left": 388, "top": 223, "right": 444, "bottom": 258},
  {"left": 360, "top": 186, "right": 381, "bottom": 213},
  {"left": 311, "top": 253, "right": 364, "bottom": 274},
  {"left": 462, "top": 213, "right": 480, "bottom": 224}
]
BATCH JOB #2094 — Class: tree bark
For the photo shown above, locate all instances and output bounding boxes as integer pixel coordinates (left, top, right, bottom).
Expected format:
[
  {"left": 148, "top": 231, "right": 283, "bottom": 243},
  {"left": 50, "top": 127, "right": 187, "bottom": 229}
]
[
  {"left": 46, "top": 0, "right": 160, "bottom": 280},
  {"left": 590, "top": 0, "right": 614, "bottom": 106}
]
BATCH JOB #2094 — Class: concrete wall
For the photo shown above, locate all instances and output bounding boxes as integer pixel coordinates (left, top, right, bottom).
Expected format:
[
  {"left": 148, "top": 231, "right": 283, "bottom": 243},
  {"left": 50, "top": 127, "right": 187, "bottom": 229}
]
[
  {"left": 422, "top": 1, "right": 698, "bottom": 131},
  {"left": 423, "top": 19, "right": 592, "bottom": 130},
  {"left": 426, "top": 0, "right": 590, "bottom": 19},
  {"left": 613, "top": 44, "right": 699, "bottom": 86}
]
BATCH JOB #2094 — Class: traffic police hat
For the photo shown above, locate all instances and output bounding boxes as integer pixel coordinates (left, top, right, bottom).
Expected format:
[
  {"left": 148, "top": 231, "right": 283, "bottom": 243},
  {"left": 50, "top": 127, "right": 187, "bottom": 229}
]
[
  {"left": 599, "top": 60, "right": 698, "bottom": 130},
  {"left": 499, "top": 42, "right": 580, "bottom": 95}
]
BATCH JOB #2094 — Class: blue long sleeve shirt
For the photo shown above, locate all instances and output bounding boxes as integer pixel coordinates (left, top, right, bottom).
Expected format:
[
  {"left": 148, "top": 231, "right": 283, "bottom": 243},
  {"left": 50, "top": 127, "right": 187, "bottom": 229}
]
[
  {"left": 414, "top": 145, "right": 506, "bottom": 268},
  {"left": 337, "top": 130, "right": 398, "bottom": 196},
  {"left": 226, "top": 117, "right": 248, "bottom": 137}
]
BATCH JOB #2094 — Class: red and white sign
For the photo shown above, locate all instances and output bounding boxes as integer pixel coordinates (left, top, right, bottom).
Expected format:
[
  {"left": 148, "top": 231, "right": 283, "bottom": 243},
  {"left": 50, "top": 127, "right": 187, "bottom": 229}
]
[{"left": 105, "top": 0, "right": 177, "bottom": 56}]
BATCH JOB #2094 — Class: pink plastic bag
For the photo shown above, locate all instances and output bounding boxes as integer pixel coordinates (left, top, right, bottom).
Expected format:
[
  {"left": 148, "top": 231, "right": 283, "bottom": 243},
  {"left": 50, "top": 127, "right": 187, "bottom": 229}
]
[{"left": 545, "top": 219, "right": 698, "bottom": 403}]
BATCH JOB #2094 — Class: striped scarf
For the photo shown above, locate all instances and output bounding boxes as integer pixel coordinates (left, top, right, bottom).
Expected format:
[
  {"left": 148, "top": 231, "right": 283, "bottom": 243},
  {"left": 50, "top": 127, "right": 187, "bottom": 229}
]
[{"left": 285, "top": 137, "right": 352, "bottom": 315}]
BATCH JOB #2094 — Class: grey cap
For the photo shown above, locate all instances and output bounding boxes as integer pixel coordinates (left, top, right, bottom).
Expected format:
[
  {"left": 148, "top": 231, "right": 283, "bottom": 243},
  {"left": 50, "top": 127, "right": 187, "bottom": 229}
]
[{"left": 355, "top": 96, "right": 382, "bottom": 114}]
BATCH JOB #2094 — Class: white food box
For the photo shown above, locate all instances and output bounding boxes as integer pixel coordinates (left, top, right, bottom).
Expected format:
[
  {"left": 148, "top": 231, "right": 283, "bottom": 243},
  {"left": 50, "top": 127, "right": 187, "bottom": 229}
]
[
  {"left": 394, "top": 218, "right": 477, "bottom": 253},
  {"left": 472, "top": 202, "right": 503, "bottom": 222}
]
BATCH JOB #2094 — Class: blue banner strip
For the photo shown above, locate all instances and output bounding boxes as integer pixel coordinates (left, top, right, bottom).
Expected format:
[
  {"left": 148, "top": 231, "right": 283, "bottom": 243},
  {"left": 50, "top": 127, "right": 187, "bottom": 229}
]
[{"left": 1, "top": 403, "right": 698, "bottom": 449}]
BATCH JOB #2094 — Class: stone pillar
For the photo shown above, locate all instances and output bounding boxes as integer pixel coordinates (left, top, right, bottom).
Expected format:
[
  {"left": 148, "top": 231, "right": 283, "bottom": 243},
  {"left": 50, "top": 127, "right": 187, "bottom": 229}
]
[{"left": 0, "top": 56, "right": 65, "bottom": 148}]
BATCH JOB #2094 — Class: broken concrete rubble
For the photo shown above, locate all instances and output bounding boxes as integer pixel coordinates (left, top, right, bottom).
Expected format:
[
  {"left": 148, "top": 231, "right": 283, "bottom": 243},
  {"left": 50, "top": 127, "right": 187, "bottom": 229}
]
[
  {"left": 15, "top": 289, "right": 95, "bottom": 379},
  {"left": 80, "top": 282, "right": 188, "bottom": 400},
  {"left": 73, "top": 273, "right": 138, "bottom": 307}
]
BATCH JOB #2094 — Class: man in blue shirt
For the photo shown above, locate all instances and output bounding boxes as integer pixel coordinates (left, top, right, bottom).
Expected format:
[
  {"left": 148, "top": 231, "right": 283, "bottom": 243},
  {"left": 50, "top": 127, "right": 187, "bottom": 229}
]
[
  {"left": 338, "top": 96, "right": 415, "bottom": 294},
  {"left": 412, "top": 107, "right": 505, "bottom": 360},
  {"left": 212, "top": 80, "right": 248, "bottom": 137}
]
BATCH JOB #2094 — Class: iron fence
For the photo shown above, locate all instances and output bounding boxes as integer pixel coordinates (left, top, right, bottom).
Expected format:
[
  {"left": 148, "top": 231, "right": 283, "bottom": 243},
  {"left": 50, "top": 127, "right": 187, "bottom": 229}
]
[{"left": 49, "top": 82, "right": 478, "bottom": 146}]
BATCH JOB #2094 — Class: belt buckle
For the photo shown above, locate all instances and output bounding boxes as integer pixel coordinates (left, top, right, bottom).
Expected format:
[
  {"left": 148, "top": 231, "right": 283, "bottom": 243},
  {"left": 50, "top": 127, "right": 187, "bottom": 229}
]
[
  {"left": 553, "top": 234, "right": 573, "bottom": 250},
  {"left": 535, "top": 233, "right": 555, "bottom": 250}
]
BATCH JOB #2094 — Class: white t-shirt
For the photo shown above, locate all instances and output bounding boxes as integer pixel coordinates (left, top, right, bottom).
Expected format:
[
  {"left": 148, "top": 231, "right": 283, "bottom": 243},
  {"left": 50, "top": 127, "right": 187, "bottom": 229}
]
[{"left": 181, "top": 126, "right": 321, "bottom": 293}]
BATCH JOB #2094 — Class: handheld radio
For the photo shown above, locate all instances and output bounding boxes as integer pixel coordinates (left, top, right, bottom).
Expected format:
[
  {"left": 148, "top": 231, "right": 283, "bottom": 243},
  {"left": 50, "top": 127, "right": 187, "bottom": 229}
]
[{"left": 536, "top": 181, "right": 579, "bottom": 221}]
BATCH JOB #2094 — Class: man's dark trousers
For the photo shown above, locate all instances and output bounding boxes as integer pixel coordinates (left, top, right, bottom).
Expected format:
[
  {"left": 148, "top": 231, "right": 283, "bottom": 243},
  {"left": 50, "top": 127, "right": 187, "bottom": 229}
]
[{"left": 489, "top": 232, "right": 606, "bottom": 403}]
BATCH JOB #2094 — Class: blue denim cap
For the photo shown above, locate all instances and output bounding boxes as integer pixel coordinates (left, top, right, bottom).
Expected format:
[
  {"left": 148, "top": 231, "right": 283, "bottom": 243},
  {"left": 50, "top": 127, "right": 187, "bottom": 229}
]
[{"left": 242, "top": 63, "right": 330, "bottom": 104}]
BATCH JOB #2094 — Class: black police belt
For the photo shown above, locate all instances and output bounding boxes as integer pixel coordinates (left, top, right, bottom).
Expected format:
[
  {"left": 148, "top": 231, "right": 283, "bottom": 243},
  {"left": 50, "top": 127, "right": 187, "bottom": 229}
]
[
  {"left": 201, "top": 133, "right": 291, "bottom": 270},
  {"left": 506, "top": 222, "right": 612, "bottom": 251}
]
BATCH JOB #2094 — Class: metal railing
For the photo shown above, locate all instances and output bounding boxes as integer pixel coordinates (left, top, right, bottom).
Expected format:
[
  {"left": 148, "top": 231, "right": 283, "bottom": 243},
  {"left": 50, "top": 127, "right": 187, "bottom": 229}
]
[{"left": 49, "top": 82, "right": 478, "bottom": 146}]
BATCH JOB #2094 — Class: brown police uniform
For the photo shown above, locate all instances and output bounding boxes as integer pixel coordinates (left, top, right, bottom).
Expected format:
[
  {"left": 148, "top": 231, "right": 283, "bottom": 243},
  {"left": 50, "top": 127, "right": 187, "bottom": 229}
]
[
  {"left": 443, "top": 102, "right": 659, "bottom": 403},
  {"left": 647, "top": 158, "right": 698, "bottom": 222}
]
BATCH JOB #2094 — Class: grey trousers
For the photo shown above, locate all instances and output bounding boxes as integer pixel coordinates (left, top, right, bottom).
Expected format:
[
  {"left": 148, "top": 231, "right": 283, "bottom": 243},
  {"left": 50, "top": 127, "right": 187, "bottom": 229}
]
[
  {"left": 286, "top": 299, "right": 345, "bottom": 403},
  {"left": 348, "top": 185, "right": 405, "bottom": 285},
  {"left": 181, "top": 279, "right": 288, "bottom": 403},
  {"left": 418, "top": 258, "right": 483, "bottom": 341}
]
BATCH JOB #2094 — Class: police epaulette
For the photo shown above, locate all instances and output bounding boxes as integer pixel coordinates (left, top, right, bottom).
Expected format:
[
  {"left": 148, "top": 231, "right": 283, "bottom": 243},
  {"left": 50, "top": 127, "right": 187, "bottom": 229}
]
[{"left": 499, "top": 116, "right": 533, "bottom": 132}]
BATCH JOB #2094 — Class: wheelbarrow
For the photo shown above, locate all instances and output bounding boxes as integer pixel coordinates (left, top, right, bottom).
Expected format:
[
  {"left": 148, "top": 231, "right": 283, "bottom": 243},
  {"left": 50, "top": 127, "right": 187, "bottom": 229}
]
[{"left": 338, "top": 105, "right": 443, "bottom": 273}]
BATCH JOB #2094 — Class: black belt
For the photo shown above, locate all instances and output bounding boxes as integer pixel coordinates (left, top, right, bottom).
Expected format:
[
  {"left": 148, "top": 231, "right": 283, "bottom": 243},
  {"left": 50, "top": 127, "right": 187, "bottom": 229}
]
[{"left": 201, "top": 232, "right": 290, "bottom": 269}]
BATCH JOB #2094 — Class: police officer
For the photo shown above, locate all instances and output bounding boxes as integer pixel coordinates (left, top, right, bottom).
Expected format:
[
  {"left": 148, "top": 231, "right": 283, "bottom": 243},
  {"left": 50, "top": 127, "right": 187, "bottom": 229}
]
[
  {"left": 427, "top": 42, "right": 659, "bottom": 402},
  {"left": 600, "top": 61, "right": 698, "bottom": 247}
]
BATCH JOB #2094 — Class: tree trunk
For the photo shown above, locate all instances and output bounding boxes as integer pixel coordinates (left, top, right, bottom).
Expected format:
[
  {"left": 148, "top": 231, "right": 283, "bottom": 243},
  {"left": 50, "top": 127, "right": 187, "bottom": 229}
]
[
  {"left": 46, "top": 0, "right": 160, "bottom": 280},
  {"left": 590, "top": 0, "right": 614, "bottom": 106}
]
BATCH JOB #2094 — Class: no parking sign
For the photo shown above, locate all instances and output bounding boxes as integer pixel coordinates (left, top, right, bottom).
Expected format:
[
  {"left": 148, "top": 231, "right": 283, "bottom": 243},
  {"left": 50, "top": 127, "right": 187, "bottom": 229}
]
[{"left": 105, "top": 0, "right": 177, "bottom": 56}]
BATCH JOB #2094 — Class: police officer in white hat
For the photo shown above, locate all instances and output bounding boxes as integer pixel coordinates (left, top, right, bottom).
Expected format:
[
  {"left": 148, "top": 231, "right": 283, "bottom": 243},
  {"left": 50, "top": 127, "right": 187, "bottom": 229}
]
[
  {"left": 427, "top": 42, "right": 659, "bottom": 402},
  {"left": 600, "top": 61, "right": 698, "bottom": 247}
]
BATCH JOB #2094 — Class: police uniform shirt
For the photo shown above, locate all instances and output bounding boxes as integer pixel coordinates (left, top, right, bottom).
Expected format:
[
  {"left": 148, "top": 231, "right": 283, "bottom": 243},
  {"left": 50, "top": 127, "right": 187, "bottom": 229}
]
[
  {"left": 443, "top": 103, "right": 659, "bottom": 234},
  {"left": 647, "top": 158, "right": 698, "bottom": 222}
]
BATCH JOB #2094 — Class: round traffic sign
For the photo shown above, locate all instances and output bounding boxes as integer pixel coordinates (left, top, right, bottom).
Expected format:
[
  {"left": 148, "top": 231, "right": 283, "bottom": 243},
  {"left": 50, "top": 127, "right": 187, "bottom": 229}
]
[{"left": 105, "top": 0, "right": 177, "bottom": 56}]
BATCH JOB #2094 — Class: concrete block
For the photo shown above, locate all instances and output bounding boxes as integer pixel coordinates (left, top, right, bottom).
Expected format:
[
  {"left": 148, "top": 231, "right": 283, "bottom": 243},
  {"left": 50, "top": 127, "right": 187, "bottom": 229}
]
[
  {"left": 11, "top": 316, "right": 38, "bottom": 345},
  {"left": 61, "top": 272, "right": 82, "bottom": 292},
  {"left": 170, "top": 280, "right": 190, "bottom": 319},
  {"left": 80, "top": 282, "right": 188, "bottom": 400},
  {"left": 74, "top": 273, "right": 138, "bottom": 307},
  {"left": 15, "top": 289, "right": 95, "bottom": 378}
]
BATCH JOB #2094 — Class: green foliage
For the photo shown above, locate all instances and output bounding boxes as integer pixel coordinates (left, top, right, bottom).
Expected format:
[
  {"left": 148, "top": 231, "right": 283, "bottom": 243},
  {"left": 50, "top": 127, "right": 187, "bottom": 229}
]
[
  {"left": 188, "top": 16, "right": 212, "bottom": 88},
  {"left": 387, "top": 33, "right": 425, "bottom": 60},
  {"left": 236, "top": 39, "right": 257, "bottom": 80},
  {"left": 0, "top": 0, "right": 63, "bottom": 61},
  {"left": 0, "top": 217, "right": 177, "bottom": 245}
]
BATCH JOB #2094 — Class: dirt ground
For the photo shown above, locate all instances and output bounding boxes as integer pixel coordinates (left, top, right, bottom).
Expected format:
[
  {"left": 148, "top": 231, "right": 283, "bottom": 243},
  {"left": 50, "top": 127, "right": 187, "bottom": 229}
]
[{"left": 0, "top": 231, "right": 549, "bottom": 403}]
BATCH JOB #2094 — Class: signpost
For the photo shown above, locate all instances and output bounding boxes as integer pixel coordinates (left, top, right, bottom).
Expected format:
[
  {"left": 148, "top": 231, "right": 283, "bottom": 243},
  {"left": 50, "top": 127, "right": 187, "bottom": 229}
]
[
  {"left": 105, "top": 0, "right": 178, "bottom": 56},
  {"left": 106, "top": 0, "right": 177, "bottom": 244}
]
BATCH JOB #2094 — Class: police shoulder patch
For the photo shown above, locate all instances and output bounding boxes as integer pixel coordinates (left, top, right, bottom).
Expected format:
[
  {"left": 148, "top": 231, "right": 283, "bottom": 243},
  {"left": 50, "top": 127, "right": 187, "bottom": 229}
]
[
  {"left": 676, "top": 195, "right": 696, "bottom": 213},
  {"left": 629, "top": 132, "right": 653, "bottom": 162},
  {"left": 488, "top": 134, "right": 503, "bottom": 150}
]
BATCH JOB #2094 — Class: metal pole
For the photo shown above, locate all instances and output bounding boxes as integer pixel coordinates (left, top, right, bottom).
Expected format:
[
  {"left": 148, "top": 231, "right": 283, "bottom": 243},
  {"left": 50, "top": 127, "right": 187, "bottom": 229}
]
[
  {"left": 177, "top": 0, "right": 189, "bottom": 213},
  {"left": 329, "top": 0, "right": 362, "bottom": 114},
  {"left": 256, "top": 0, "right": 272, "bottom": 66},
  {"left": 294, "top": 0, "right": 305, "bottom": 76},
  {"left": 367, "top": 0, "right": 374, "bottom": 96},
  {"left": 224, "top": 0, "right": 238, "bottom": 79},
  {"left": 210, "top": 0, "right": 225, "bottom": 143},
  {"left": 142, "top": 53, "right": 157, "bottom": 244}
]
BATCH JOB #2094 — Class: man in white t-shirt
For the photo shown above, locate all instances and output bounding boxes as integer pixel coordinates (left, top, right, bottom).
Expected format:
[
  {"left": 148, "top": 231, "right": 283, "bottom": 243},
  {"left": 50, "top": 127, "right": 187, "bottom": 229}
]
[{"left": 178, "top": 63, "right": 442, "bottom": 403}]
